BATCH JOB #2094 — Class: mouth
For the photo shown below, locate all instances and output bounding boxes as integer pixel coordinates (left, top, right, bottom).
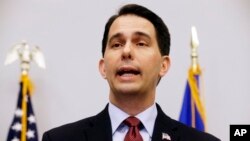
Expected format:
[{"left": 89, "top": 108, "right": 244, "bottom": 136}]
[{"left": 116, "top": 66, "right": 141, "bottom": 77}]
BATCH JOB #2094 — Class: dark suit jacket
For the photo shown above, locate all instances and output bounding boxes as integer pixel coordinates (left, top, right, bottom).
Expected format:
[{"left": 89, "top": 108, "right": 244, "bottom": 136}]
[{"left": 42, "top": 104, "right": 220, "bottom": 141}]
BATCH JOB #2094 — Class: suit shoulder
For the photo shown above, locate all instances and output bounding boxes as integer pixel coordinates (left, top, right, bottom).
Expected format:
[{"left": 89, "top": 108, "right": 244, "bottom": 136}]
[
  {"left": 51, "top": 116, "right": 95, "bottom": 132},
  {"left": 42, "top": 105, "right": 110, "bottom": 141},
  {"left": 172, "top": 119, "right": 220, "bottom": 141},
  {"left": 42, "top": 116, "right": 96, "bottom": 141}
]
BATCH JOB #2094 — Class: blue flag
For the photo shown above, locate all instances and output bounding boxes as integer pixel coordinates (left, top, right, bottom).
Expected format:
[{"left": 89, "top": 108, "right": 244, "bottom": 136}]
[
  {"left": 7, "top": 75, "right": 38, "bottom": 141},
  {"left": 179, "top": 67, "right": 206, "bottom": 131}
]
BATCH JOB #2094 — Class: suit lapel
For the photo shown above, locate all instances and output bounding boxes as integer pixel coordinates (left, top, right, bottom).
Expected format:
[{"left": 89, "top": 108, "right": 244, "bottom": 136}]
[
  {"left": 85, "top": 104, "right": 112, "bottom": 141},
  {"left": 152, "top": 104, "right": 180, "bottom": 141}
]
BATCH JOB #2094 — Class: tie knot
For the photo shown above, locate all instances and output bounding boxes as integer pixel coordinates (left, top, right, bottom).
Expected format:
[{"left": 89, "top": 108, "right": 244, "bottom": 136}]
[{"left": 124, "top": 117, "right": 141, "bottom": 127}]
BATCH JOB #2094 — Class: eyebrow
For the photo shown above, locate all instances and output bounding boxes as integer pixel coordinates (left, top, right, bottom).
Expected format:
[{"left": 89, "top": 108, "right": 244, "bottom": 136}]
[
  {"left": 108, "top": 33, "right": 122, "bottom": 45},
  {"left": 108, "top": 31, "right": 151, "bottom": 44},
  {"left": 133, "top": 31, "right": 151, "bottom": 40}
]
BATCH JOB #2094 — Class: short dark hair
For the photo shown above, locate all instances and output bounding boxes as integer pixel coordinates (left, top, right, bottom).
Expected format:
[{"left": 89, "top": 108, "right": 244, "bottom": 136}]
[{"left": 102, "top": 4, "right": 171, "bottom": 57}]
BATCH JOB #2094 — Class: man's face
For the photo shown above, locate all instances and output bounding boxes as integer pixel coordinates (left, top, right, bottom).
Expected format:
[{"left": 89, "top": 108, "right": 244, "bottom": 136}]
[{"left": 99, "top": 14, "right": 170, "bottom": 97}]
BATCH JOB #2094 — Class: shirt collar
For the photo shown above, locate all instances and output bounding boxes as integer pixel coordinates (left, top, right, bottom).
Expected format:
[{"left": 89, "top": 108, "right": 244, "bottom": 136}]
[{"left": 108, "top": 102, "right": 157, "bottom": 137}]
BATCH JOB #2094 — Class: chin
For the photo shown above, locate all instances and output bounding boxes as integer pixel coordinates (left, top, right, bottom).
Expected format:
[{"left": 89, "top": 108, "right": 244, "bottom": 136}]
[{"left": 115, "top": 86, "right": 141, "bottom": 95}]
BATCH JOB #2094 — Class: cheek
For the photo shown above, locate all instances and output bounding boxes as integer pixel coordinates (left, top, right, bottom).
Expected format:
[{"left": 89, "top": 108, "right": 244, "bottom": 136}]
[
  {"left": 104, "top": 58, "right": 116, "bottom": 75},
  {"left": 141, "top": 54, "right": 162, "bottom": 74},
  {"left": 140, "top": 51, "right": 161, "bottom": 65}
]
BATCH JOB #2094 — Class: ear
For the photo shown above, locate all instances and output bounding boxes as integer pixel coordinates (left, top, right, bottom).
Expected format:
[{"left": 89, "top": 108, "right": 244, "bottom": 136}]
[
  {"left": 99, "top": 58, "right": 107, "bottom": 79},
  {"left": 159, "top": 56, "right": 171, "bottom": 77}
]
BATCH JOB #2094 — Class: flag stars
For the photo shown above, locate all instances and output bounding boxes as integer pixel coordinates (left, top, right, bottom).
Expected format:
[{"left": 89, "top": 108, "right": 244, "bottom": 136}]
[
  {"left": 26, "top": 129, "right": 35, "bottom": 139},
  {"left": 15, "top": 108, "right": 23, "bottom": 117},
  {"left": 11, "top": 122, "right": 22, "bottom": 132},
  {"left": 28, "top": 114, "right": 36, "bottom": 124},
  {"left": 11, "top": 137, "right": 20, "bottom": 141}
]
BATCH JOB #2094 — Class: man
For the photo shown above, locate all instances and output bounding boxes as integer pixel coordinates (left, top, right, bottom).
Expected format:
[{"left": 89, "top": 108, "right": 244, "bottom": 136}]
[{"left": 42, "top": 4, "right": 220, "bottom": 141}]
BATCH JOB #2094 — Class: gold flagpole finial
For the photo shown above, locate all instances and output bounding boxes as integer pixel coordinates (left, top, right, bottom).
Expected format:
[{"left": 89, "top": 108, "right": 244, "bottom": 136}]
[{"left": 190, "top": 26, "right": 199, "bottom": 72}]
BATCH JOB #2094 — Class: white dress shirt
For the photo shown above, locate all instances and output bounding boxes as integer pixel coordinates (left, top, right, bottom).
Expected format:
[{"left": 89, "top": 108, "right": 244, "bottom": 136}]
[{"left": 108, "top": 102, "right": 157, "bottom": 141}]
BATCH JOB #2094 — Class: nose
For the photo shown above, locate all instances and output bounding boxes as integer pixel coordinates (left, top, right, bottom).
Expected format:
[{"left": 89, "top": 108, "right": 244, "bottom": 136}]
[{"left": 122, "top": 43, "right": 133, "bottom": 60}]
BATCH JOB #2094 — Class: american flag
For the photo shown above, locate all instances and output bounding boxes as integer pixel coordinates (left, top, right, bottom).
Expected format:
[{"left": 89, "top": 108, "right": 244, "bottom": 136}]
[{"left": 7, "top": 75, "right": 38, "bottom": 141}]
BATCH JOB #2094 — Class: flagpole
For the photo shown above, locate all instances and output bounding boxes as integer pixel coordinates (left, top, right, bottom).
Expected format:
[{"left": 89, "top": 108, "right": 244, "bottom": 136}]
[
  {"left": 190, "top": 26, "right": 207, "bottom": 130},
  {"left": 190, "top": 26, "right": 200, "bottom": 73},
  {"left": 20, "top": 43, "right": 30, "bottom": 141}
]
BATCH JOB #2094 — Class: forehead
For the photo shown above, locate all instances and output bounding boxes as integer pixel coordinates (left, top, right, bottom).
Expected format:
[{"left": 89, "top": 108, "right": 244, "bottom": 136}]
[{"left": 108, "top": 14, "right": 156, "bottom": 39}]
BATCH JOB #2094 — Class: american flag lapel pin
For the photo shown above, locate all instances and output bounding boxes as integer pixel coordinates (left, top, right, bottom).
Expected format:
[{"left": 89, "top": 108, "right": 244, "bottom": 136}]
[{"left": 162, "top": 132, "right": 171, "bottom": 141}]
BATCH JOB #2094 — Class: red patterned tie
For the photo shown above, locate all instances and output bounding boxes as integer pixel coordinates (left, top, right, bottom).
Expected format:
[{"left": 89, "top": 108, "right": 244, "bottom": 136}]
[{"left": 124, "top": 116, "right": 143, "bottom": 141}]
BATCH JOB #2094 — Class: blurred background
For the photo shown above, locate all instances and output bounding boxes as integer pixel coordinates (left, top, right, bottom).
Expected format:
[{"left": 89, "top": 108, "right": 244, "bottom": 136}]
[{"left": 1, "top": 0, "right": 249, "bottom": 140}]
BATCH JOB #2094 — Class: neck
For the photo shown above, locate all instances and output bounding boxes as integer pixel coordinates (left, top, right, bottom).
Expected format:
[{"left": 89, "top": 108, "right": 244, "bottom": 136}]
[{"left": 109, "top": 92, "right": 155, "bottom": 116}]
